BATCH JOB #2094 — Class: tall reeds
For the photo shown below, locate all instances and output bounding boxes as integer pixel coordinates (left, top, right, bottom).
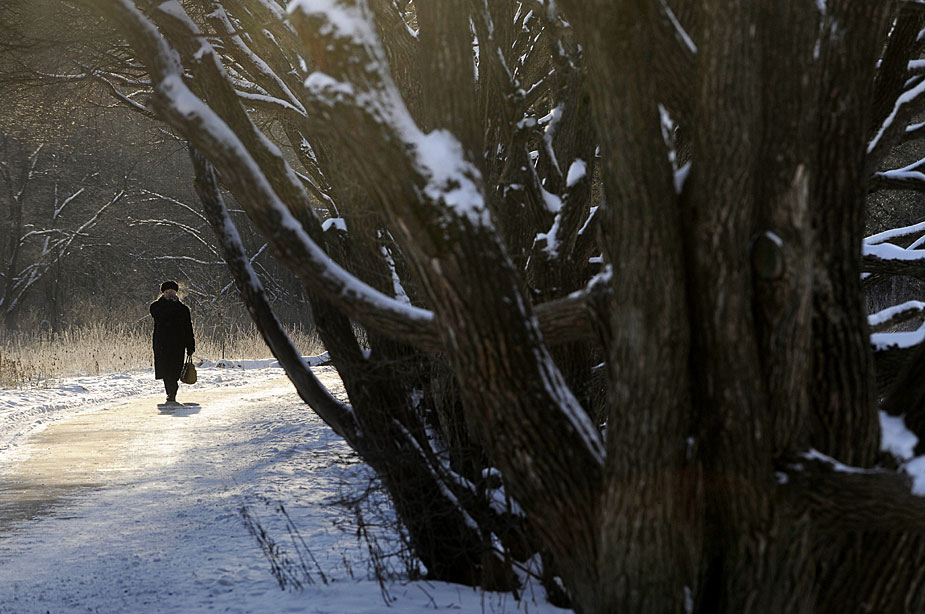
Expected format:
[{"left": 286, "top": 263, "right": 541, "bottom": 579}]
[{"left": 0, "top": 318, "right": 321, "bottom": 389}]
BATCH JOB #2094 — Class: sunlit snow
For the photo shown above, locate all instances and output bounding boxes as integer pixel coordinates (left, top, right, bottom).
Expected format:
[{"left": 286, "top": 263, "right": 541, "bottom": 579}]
[{"left": 0, "top": 359, "right": 565, "bottom": 613}]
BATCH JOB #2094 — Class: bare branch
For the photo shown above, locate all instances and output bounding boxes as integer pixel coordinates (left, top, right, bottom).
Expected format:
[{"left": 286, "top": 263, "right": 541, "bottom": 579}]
[
  {"left": 95, "top": 73, "right": 155, "bottom": 118},
  {"left": 138, "top": 189, "right": 208, "bottom": 223},
  {"left": 53, "top": 186, "right": 85, "bottom": 219}
]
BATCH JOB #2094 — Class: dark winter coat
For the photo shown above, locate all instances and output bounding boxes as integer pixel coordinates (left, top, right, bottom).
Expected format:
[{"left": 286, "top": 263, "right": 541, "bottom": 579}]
[{"left": 150, "top": 296, "right": 195, "bottom": 381}]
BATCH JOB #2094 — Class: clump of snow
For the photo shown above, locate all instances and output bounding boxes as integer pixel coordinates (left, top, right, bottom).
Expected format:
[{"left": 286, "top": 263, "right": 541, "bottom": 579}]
[
  {"left": 413, "top": 129, "right": 489, "bottom": 226},
  {"left": 566, "top": 159, "right": 586, "bottom": 188},
  {"left": 304, "top": 71, "right": 356, "bottom": 103},
  {"left": 540, "top": 186, "right": 563, "bottom": 214},
  {"left": 291, "top": 2, "right": 489, "bottom": 228},
  {"left": 288, "top": 0, "right": 377, "bottom": 44},
  {"left": 880, "top": 411, "right": 918, "bottom": 460},
  {"left": 674, "top": 161, "right": 691, "bottom": 194},
  {"left": 321, "top": 217, "right": 347, "bottom": 232},
  {"left": 877, "top": 412, "right": 925, "bottom": 496},
  {"left": 904, "top": 457, "right": 925, "bottom": 495},
  {"left": 763, "top": 230, "right": 783, "bottom": 247},
  {"left": 536, "top": 214, "right": 562, "bottom": 258},
  {"left": 156, "top": 0, "right": 201, "bottom": 34}
]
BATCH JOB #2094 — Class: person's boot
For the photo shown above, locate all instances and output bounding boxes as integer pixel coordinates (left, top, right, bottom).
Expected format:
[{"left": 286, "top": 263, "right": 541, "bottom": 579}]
[{"left": 165, "top": 380, "right": 179, "bottom": 403}]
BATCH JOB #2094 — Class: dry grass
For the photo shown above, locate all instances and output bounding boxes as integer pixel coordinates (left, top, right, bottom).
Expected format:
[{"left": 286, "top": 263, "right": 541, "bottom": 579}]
[{"left": 0, "top": 320, "right": 322, "bottom": 389}]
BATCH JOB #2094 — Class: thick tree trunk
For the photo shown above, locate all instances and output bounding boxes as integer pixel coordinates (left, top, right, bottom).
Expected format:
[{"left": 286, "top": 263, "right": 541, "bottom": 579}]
[
  {"left": 191, "top": 148, "right": 511, "bottom": 588},
  {"left": 563, "top": 2, "right": 698, "bottom": 611},
  {"left": 83, "top": 0, "right": 925, "bottom": 612}
]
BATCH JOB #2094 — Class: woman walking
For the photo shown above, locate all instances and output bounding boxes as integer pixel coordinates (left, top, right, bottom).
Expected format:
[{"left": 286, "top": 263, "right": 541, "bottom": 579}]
[{"left": 150, "top": 280, "right": 195, "bottom": 403}]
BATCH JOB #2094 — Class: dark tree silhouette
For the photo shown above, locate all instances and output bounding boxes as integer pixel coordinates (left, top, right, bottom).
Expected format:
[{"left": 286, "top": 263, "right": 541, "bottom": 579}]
[{"left": 67, "top": 0, "right": 925, "bottom": 612}]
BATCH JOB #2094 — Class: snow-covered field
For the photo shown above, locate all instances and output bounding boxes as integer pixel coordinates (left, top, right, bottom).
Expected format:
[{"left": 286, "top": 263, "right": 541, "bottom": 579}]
[{"left": 0, "top": 358, "right": 565, "bottom": 614}]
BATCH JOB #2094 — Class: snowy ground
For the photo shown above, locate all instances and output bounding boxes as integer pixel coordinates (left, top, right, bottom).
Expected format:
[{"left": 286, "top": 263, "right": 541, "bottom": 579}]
[{"left": 0, "top": 358, "right": 566, "bottom": 614}]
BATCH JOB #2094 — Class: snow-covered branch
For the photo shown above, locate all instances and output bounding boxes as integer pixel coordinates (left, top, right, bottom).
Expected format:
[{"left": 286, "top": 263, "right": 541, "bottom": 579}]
[
  {"left": 869, "top": 166, "right": 925, "bottom": 194},
  {"left": 190, "top": 147, "right": 358, "bottom": 440},
  {"left": 865, "top": 218, "right": 925, "bottom": 245},
  {"left": 862, "top": 241, "right": 925, "bottom": 283},
  {"left": 137, "top": 189, "right": 207, "bottom": 222},
  {"left": 127, "top": 218, "right": 215, "bottom": 252},
  {"left": 3, "top": 190, "right": 124, "bottom": 316},
  {"left": 868, "top": 76, "right": 925, "bottom": 163},
  {"left": 203, "top": 2, "right": 307, "bottom": 116},
  {"left": 778, "top": 448, "right": 925, "bottom": 531},
  {"left": 903, "top": 119, "right": 925, "bottom": 144},
  {"left": 53, "top": 187, "right": 85, "bottom": 219},
  {"left": 869, "top": 300, "right": 925, "bottom": 331},
  {"left": 80, "top": 0, "right": 448, "bottom": 347}
]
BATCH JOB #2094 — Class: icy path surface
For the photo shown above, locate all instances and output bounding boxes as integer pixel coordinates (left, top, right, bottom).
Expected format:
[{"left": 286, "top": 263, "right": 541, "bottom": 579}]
[{"left": 0, "top": 365, "right": 565, "bottom": 614}]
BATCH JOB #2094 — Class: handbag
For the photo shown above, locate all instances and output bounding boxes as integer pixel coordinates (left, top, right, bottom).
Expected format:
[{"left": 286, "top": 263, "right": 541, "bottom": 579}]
[{"left": 180, "top": 355, "right": 197, "bottom": 384}]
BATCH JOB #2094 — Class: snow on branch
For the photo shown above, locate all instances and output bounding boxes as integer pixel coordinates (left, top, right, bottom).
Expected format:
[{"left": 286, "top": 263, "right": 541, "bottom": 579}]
[
  {"left": 862, "top": 240, "right": 925, "bottom": 285},
  {"left": 53, "top": 187, "right": 85, "bottom": 220},
  {"left": 865, "top": 218, "right": 925, "bottom": 245},
  {"left": 777, "top": 447, "right": 925, "bottom": 530},
  {"left": 289, "top": 0, "right": 491, "bottom": 228},
  {"left": 871, "top": 327, "right": 925, "bottom": 352},
  {"left": 90, "top": 0, "right": 599, "bottom": 359},
  {"left": 869, "top": 156, "right": 925, "bottom": 193},
  {"left": 5, "top": 190, "right": 124, "bottom": 312},
  {"left": 190, "top": 147, "right": 357, "bottom": 439},
  {"left": 234, "top": 89, "right": 308, "bottom": 118},
  {"left": 864, "top": 241, "right": 925, "bottom": 262},
  {"left": 904, "top": 120, "right": 925, "bottom": 144},
  {"left": 206, "top": 4, "right": 307, "bottom": 116},
  {"left": 869, "top": 300, "right": 925, "bottom": 331},
  {"left": 138, "top": 189, "right": 208, "bottom": 223},
  {"left": 868, "top": 78, "right": 925, "bottom": 155},
  {"left": 90, "top": 0, "right": 450, "bottom": 349},
  {"left": 910, "top": 59, "right": 925, "bottom": 76},
  {"left": 861, "top": 221, "right": 925, "bottom": 283},
  {"left": 658, "top": 0, "right": 696, "bottom": 54},
  {"left": 877, "top": 412, "right": 925, "bottom": 498},
  {"left": 148, "top": 255, "right": 226, "bottom": 265},
  {"left": 128, "top": 218, "right": 215, "bottom": 252}
]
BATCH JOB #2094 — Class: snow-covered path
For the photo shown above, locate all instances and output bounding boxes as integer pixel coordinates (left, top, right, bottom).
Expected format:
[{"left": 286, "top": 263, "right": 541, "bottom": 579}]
[{"left": 0, "top": 366, "right": 564, "bottom": 614}]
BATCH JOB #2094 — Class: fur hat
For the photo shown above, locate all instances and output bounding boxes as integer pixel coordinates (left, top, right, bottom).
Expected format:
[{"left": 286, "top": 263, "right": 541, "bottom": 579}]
[{"left": 160, "top": 280, "right": 179, "bottom": 293}]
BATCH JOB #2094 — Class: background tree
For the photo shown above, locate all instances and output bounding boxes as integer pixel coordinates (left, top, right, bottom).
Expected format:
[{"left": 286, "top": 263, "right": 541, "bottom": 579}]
[
  {"left": 59, "top": 0, "right": 925, "bottom": 612},
  {"left": 0, "top": 0, "right": 312, "bottom": 339},
  {"left": 0, "top": 133, "right": 129, "bottom": 330}
]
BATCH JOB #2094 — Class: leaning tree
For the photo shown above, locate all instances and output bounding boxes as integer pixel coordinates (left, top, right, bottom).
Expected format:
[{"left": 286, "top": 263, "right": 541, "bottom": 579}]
[{"left": 64, "top": 0, "right": 925, "bottom": 611}]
